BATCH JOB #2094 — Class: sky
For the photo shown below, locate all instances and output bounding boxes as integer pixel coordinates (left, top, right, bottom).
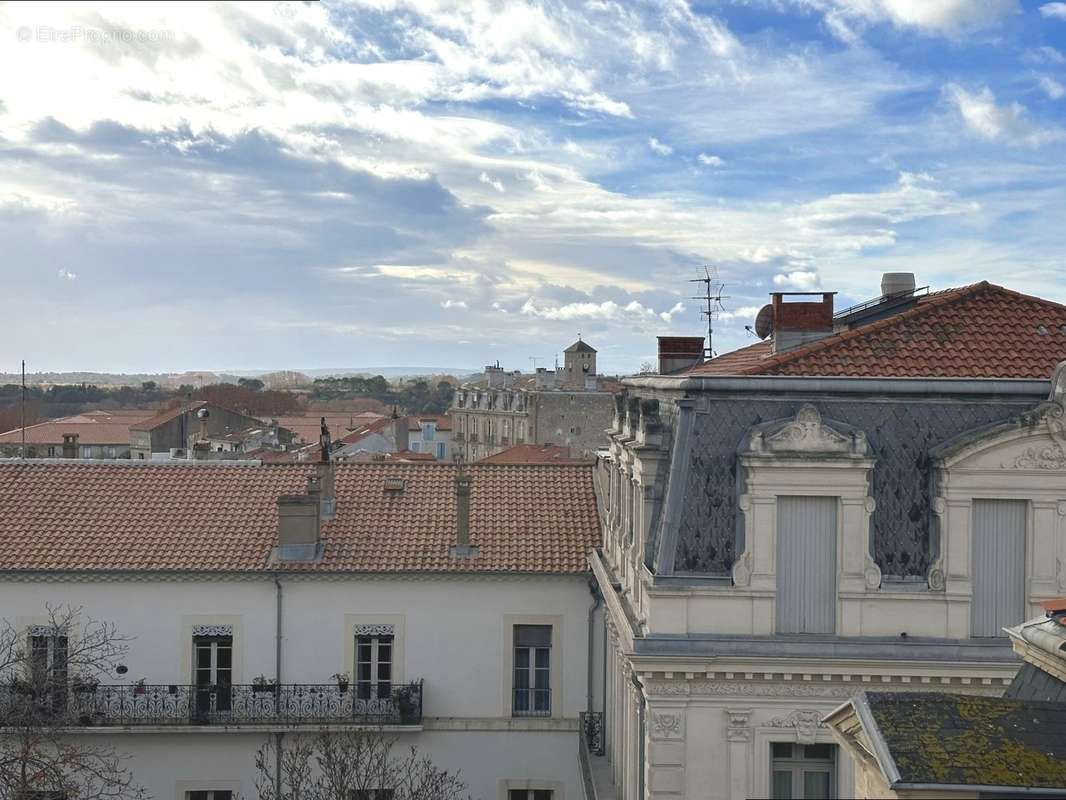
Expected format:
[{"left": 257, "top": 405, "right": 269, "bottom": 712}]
[{"left": 1, "top": 0, "right": 1065, "bottom": 375}]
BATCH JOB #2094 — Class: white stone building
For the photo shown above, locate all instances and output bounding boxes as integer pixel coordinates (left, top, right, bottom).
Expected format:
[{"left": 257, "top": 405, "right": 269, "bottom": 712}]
[
  {"left": 0, "top": 459, "right": 604, "bottom": 800},
  {"left": 589, "top": 279, "right": 1066, "bottom": 799}
]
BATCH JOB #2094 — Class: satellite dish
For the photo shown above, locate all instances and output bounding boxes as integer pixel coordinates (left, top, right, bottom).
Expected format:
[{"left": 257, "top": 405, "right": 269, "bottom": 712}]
[{"left": 754, "top": 304, "right": 774, "bottom": 340}]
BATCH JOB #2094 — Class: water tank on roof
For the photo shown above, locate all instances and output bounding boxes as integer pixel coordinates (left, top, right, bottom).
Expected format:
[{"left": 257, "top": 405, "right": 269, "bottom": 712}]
[{"left": 880, "top": 272, "right": 915, "bottom": 298}]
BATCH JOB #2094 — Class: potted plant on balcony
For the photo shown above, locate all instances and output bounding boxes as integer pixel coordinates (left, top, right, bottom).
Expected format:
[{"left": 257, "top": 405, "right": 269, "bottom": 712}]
[
  {"left": 331, "top": 672, "right": 349, "bottom": 693},
  {"left": 252, "top": 675, "right": 276, "bottom": 694},
  {"left": 396, "top": 684, "right": 418, "bottom": 724},
  {"left": 132, "top": 678, "right": 147, "bottom": 696}
]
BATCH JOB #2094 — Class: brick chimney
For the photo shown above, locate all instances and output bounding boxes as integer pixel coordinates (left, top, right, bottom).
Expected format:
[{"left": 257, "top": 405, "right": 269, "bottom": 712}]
[
  {"left": 771, "top": 292, "right": 836, "bottom": 353},
  {"left": 61, "top": 433, "right": 79, "bottom": 459},
  {"left": 657, "top": 336, "right": 705, "bottom": 374},
  {"left": 275, "top": 476, "right": 323, "bottom": 562},
  {"left": 392, "top": 411, "right": 409, "bottom": 452},
  {"left": 450, "top": 472, "right": 478, "bottom": 558}
]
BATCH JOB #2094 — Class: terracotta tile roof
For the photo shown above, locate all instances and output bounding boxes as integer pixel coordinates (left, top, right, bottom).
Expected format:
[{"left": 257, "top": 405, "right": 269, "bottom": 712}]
[
  {"left": 479, "top": 444, "right": 592, "bottom": 465},
  {"left": 129, "top": 401, "right": 207, "bottom": 432},
  {"left": 338, "top": 417, "right": 393, "bottom": 445},
  {"left": 687, "top": 283, "right": 1066, "bottom": 379},
  {"left": 276, "top": 413, "right": 388, "bottom": 444},
  {"left": 0, "top": 462, "right": 599, "bottom": 574},
  {"left": 0, "top": 412, "right": 153, "bottom": 446}
]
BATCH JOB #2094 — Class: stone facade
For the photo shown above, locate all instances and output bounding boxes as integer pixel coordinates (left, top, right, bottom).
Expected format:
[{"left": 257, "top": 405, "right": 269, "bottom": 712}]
[{"left": 590, "top": 366, "right": 1066, "bottom": 799}]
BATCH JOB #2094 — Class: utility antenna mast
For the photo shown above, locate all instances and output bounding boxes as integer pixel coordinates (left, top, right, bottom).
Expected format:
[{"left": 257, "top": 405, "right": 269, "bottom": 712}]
[{"left": 689, "top": 266, "right": 729, "bottom": 358}]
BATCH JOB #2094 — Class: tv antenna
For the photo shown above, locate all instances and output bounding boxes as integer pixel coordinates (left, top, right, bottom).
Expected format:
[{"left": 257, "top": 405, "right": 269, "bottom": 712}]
[{"left": 689, "top": 266, "right": 729, "bottom": 358}]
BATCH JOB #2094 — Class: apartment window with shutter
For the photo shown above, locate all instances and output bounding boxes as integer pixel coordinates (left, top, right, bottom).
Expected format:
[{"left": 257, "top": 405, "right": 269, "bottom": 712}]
[
  {"left": 436, "top": 442, "right": 446, "bottom": 459},
  {"left": 771, "top": 742, "right": 834, "bottom": 799},
  {"left": 192, "top": 633, "right": 233, "bottom": 717},
  {"left": 30, "top": 630, "right": 68, "bottom": 715},
  {"left": 776, "top": 496, "right": 837, "bottom": 635},
  {"left": 512, "top": 625, "right": 551, "bottom": 717},
  {"left": 356, "top": 633, "right": 393, "bottom": 700}
]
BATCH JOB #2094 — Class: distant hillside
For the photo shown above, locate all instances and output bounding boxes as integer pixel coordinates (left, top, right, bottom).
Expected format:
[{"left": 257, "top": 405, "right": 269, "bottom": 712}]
[{"left": 1, "top": 367, "right": 480, "bottom": 387}]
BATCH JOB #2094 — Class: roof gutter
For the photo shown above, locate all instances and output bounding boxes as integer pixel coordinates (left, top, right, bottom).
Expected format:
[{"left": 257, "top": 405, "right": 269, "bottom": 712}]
[
  {"left": 624, "top": 374, "right": 1050, "bottom": 398},
  {"left": 892, "top": 783, "right": 1066, "bottom": 796}
]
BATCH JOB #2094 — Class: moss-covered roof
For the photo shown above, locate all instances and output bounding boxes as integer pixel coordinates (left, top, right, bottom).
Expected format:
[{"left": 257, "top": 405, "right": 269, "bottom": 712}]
[{"left": 865, "top": 692, "right": 1066, "bottom": 790}]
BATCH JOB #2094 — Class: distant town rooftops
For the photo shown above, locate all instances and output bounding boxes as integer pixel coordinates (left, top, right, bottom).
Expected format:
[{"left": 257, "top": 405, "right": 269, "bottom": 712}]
[
  {"left": 128, "top": 400, "right": 209, "bottom": 431},
  {"left": 0, "top": 411, "right": 154, "bottom": 445},
  {"left": 684, "top": 282, "right": 1066, "bottom": 379},
  {"left": 0, "top": 461, "right": 599, "bottom": 575}
]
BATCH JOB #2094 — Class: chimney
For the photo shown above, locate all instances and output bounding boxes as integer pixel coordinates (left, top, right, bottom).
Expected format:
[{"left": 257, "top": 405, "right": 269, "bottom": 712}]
[
  {"left": 880, "top": 272, "right": 915, "bottom": 298},
  {"left": 485, "top": 363, "right": 505, "bottom": 389},
  {"left": 317, "top": 419, "right": 336, "bottom": 520},
  {"left": 450, "top": 472, "right": 478, "bottom": 558},
  {"left": 771, "top": 292, "right": 836, "bottom": 353},
  {"left": 62, "top": 433, "right": 78, "bottom": 459},
  {"left": 393, "top": 415, "right": 410, "bottom": 452},
  {"left": 196, "top": 407, "right": 210, "bottom": 442},
  {"left": 275, "top": 477, "right": 323, "bottom": 562},
  {"left": 657, "top": 336, "right": 705, "bottom": 374}
]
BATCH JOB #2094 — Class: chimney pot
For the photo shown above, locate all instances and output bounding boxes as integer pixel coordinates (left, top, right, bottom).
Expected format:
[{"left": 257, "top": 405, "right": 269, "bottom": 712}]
[
  {"left": 880, "top": 272, "right": 916, "bottom": 298},
  {"left": 61, "top": 433, "right": 79, "bottom": 459}
]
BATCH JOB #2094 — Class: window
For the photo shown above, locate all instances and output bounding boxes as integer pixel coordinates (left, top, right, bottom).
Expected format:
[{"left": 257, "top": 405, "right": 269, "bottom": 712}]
[
  {"left": 80, "top": 446, "right": 91, "bottom": 458},
  {"left": 972, "top": 499, "right": 1026, "bottom": 638},
  {"left": 47, "top": 446, "right": 56, "bottom": 457},
  {"left": 356, "top": 633, "right": 393, "bottom": 700},
  {"left": 193, "top": 633, "right": 232, "bottom": 718},
  {"left": 410, "top": 441, "right": 421, "bottom": 453},
  {"left": 188, "top": 793, "right": 233, "bottom": 800},
  {"left": 423, "top": 423, "right": 435, "bottom": 441},
  {"left": 771, "top": 742, "right": 834, "bottom": 799},
  {"left": 30, "top": 630, "right": 68, "bottom": 715},
  {"left": 436, "top": 442, "right": 446, "bottom": 460},
  {"left": 508, "top": 792, "right": 552, "bottom": 800},
  {"left": 776, "top": 496, "right": 837, "bottom": 635},
  {"left": 513, "top": 625, "right": 551, "bottom": 716}
]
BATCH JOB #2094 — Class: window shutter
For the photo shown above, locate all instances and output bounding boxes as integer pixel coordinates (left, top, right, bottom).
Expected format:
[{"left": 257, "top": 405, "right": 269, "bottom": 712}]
[{"left": 514, "top": 625, "right": 552, "bottom": 648}]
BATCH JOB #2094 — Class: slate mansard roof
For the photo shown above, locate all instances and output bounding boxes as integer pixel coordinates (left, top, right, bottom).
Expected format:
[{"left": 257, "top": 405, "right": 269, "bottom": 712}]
[
  {"left": 0, "top": 462, "right": 600, "bottom": 575},
  {"left": 689, "top": 282, "right": 1066, "bottom": 378},
  {"left": 855, "top": 691, "right": 1066, "bottom": 793}
]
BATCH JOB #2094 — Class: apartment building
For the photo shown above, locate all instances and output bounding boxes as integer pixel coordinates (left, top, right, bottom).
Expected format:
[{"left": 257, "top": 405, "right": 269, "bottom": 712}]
[
  {"left": 0, "top": 459, "right": 603, "bottom": 800},
  {"left": 588, "top": 276, "right": 1066, "bottom": 799},
  {"left": 0, "top": 409, "right": 152, "bottom": 459},
  {"left": 452, "top": 339, "right": 616, "bottom": 462}
]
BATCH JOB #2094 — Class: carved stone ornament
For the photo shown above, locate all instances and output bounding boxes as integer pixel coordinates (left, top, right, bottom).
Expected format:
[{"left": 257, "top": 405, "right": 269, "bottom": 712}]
[
  {"left": 192, "top": 624, "right": 233, "bottom": 637},
  {"left": 353, "top": 624, "right": 395, "bottom": 637},
  {"left": 749, "top": 404, "right": 868, "bottom": 457},
  {"left": 731, "top": 550, "right": 753, "bottom": 587},
  {"left": 725, "top": 709, "right": 752, "bottom": 743},
  {"left": 27, "top": 625, "right": 59, "bottom": 637},
  {"left": 767, "top": 710, "right": 825, "bottom": 744},
  {"left": 864, "top": 556, "right": 882, "bottom": 590},
  {"left": 927, "top": 558, "right": 946, "bottom": 591},
  {"left": 651, "top": 712, "right": 683, "bottom": 740},
  {"left": 1006, "top": 444, "right": 1066, "bottom": 471}
]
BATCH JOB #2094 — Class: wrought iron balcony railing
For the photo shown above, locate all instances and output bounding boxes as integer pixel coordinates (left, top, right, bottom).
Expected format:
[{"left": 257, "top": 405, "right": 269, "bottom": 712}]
[
  {"left": 0, "top": 681, "right": 423, "bottom": 728},
  {"left": 580, "top": 710, "right": 605, "bottom": 756}
]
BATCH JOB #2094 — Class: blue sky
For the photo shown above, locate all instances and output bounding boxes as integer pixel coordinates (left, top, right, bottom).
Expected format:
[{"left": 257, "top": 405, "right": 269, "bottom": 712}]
[{"left": 1, "top": 0, "right": 1065, "bottom": 374}]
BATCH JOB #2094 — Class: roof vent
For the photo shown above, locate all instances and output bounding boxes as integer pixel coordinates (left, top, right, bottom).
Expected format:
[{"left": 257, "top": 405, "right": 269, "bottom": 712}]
[
  {"left": 880, "top": 272, "right": 915, "bottom": 298},
  {"left": 384, "top": 477, "right": 406, "bottom": 493}
]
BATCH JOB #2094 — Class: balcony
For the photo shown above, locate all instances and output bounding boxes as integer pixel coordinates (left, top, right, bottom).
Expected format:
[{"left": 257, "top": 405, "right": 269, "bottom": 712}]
[
  {"left": 579, "top": 711, "right": 616, "bottom": 800},
  {"left": 0, "top": 681, "right": 423, "bottom": 729}
]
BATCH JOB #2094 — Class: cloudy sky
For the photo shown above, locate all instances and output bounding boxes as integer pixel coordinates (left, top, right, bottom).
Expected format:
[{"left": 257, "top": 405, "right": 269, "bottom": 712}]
[{"left": 2, "top": 0, "right": 1065, "bottom": 374}]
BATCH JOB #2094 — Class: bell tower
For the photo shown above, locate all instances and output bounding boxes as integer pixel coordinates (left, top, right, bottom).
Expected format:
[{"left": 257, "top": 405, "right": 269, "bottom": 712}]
[{"left": 562, "top": 335, "right": 597, "bottom": 389}]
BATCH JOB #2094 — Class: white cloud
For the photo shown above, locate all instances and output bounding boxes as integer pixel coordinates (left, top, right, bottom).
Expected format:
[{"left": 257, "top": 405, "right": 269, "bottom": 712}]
[
  {"left": 1038, "top": 75, "right": 1066, "bottom": 100},
  {"left": 1040, "top": 3, "right": 1066, "bottom": 20},
  {"left": 945, "top": 84, "right": 1063, "bottom": 146},
  {"left": 773, "top": 270, "right": 820, "bottom": 289},
  {"left": 440, "top": 299, "right": 468, "bottom": 310},
  {"left": 57, "top": 268, "right": 77, "bottom": 281},
  {"left": 479, "top": 172, "right": 505, "bottom": 192},
  {"left": 520, "top": 296, "right": 682, "bottom": 323},
  {"left": 648, "top": 137, "right": 673, "bottom": 156},
  {"left": 698, "top": 153, "right": 725, "bottom": 167},
  {"left": 814, "top": 0, "right": 1018, "bottom": 36}
]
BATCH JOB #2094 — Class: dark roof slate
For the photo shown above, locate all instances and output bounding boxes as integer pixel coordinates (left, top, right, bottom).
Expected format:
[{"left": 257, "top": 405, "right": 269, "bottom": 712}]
[{"left": 864, "top": 691, "right": 1066, "bottom": 790}]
